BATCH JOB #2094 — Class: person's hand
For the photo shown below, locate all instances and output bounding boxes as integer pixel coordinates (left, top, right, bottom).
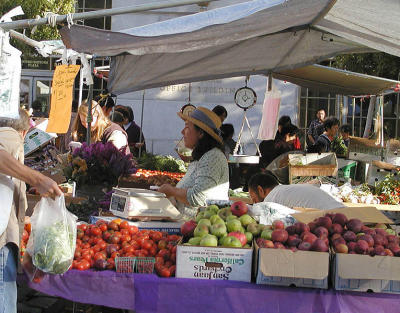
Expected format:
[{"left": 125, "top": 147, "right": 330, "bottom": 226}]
[
  {"left": 34, "top": 173, "right": 63, "bottom": 198},
  {"left": 158, "top": 184, "right": 174, "bottom": 198}
]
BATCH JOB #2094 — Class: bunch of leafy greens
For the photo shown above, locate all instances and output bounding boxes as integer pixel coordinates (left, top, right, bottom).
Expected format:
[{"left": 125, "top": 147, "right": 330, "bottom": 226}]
[
  {"left": 138, "top": 153, "right": 186, "bottom": 173},
  {"left": 32, "top": 221, "right": 76, "bottom": 274},
  {"left": 331, "top": 136, "right": 348, "bottom": 157},
  {"left": 64, "top": 142, "right": 137, "bottom": 187},
  {"left": 374, "top": 173, "right": 400, "bottom": 205}
]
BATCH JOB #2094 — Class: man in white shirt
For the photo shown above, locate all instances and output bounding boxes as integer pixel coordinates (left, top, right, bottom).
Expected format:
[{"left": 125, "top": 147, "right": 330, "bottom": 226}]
[{"left": 248, "top": 172, "right": 344, "bottom": 210}]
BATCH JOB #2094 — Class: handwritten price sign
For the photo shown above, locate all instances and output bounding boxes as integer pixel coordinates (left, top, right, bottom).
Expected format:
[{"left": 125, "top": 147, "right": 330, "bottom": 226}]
[{"left": 46, "top": 65, "right": 80, "bottom": 133}]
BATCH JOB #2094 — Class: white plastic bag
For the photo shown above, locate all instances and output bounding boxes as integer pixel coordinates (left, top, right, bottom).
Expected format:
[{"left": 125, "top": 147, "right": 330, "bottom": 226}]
[
  {"left": 0, "top": 174, "right": 14, "bottom": 235},
  {"left": 26, "top": 195, "right": 77, "bottom": 274}
]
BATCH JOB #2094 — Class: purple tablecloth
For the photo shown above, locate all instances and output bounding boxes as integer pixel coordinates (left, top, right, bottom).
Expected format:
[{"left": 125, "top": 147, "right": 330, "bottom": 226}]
[{"left": 21, "top": 270, "right": 399, "bottom": 313}]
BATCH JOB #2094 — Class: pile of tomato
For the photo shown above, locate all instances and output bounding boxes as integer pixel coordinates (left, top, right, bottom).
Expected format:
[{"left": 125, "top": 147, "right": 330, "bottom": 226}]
[
  {"left": 20, "top": 223, "right": 31, "bottom": 260},
  {"left": 135, "top": 169, "right": 185, "bottom": 179},
  {"left": 73, "top": 219, "right": 180, "bottom": 277}
]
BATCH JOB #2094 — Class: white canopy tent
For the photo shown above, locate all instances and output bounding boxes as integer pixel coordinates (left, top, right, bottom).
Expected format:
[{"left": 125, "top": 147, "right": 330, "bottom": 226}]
[{"left": 59, "top": 0, "right": 400, "bottom": 95}]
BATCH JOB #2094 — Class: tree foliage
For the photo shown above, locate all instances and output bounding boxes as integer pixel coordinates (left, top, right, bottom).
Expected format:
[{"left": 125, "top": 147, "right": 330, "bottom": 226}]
[
  {"left": 331, "top": 53, "right": 400, "bottom": 80},
  {"left": 1, "top": 0, "right": 75, "bottom": 54}
]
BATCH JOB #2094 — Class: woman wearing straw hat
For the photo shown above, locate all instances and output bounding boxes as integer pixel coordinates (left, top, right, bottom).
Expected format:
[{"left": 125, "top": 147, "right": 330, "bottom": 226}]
[{"left": 158, "top": 107, "right": 229, "bottom": 219}]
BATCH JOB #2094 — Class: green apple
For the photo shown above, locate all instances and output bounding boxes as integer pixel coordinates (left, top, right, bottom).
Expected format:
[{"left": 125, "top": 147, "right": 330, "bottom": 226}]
[
  {"left": 386, "top": 228, "right": 396, "bottom": 235},
  {"left": 204, "top": 210, "right": 216, "bottom": 219},
  {"left": 227, "top": 219, "right": 242, "bottom": 232},
  {"left": 239, "top": 214, "right": 255, "bottom": 227},
  {"left": 226, "top": 215, "right": 238, "bottom": 222},
  {"left": 356, "top": 232, "right": 365, "bottom": 238},
  {"left": 207, "top": 205, "right": 219, "bottom": 214},
  {"left": 261, "top": 229, "right": 273, "bottom": 240},
  {"left": 218, "top": 207, "right": 232, "bottom": 221},
  {"left": 243, "top": 244, "right": 251, "bottom": 248},
  {"left": 375, "top": 223, "right": 387, "bottom": 230},
  {"left": 245, "top": 232, "right": 253, "bottom": 244},
  {"left": 194, "top": 224, "right": 209, "bottom": 238},
  {"left": 200, "top": 234, "right": 218, "bottom": 247},
  {"left": 188, "top": 237, "right": 202, "bottom": 245},
  {"left": 218, "top": 234, "right": 227, "bottom": 245},
  {"left": 258, "top": 224, "right": 272, "bottom": 232},
  {"left": 197, "top": 219, "right": 211, "bottom": 227},
  {"left": 221, "top": 236, "right": 242, "bottom": 248},
  {"left": 210, "top": 214, "right": 224, "bottom": 225},
  {"left": 210, "top": 223, "right": 227, "bottom": 238},
  {"left": 247, "top": 223, "right": 261, "bottom": 236},
  {"left": 239, "top": 226, "right": 246, "bottom": 234},
  {"left": 195, "top": 211, "right": 205, "bottom": 222}
]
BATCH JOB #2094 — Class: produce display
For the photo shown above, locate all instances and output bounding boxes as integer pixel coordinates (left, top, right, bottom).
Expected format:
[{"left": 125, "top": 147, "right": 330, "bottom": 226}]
[
  {"left": 328, "top": 184, "right": 380, "bottom": 205},
  {"left": 24, "top": 144, "right": 60, "bottom": 172},
  {"left": 138, "top": 153, "right": 186, "bottom": 173},
  {"left": 72, "top": 220, "right": 180, "bottom": 277},
  {"left": 122, "top": 169, "right": 185, "bottom": 187},
  {"left": 180, "top": 201, "right": 264, "bottom": 248},
  {"left": 374, "top": 172, "right": 400, "bottom": 205},
  {"left": 228, "top": 188, "right": 250, "bottom": 199}
]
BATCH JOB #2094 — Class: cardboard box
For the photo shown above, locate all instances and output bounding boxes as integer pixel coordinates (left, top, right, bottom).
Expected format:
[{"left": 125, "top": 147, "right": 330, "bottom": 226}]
[
  {"left": 288, "top": 153, "right": 338, "bottom": 184},
  {"left": 291, "top": 206, "right": 393, "bottom": 225},
  {"left": 254, "top": 241, "right": 329, "bottom": 289},
  {"left": 89, "top": 215, "right": 182, "bottom": 234},
  {"left": 26, "top": 194, "right": 86, "bottom": 216},
  {"left": 333, "top": 253, "right": 400, "bottom": 294},
  {"left": 176, "top": 245, "right": 253, "bottom": 282}
]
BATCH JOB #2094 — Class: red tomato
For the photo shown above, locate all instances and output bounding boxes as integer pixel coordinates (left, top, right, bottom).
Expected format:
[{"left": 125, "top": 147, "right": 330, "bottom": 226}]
[
  {"left": 98, "top": 223, "right": 108, "bottom": 232},
  {"left": 150, "top": 231, "right": 162, "bottom": 242},
  {"left": 170, "top": 253, "right": 176, "bottom": 262},
  {"left": 103, "top": 230, "right": 113, "bottom": 241},
  {"left": 106, "top": 258, "right": 115, "bottom": 270},
  {"left": 111, "top": 251, "right": 120, "bottom": 259},
  {"left": 159, "top": 267, "right": 171, "bottom": 277},
  {"left": 123, "top": 245, "right": 135, "bottom": 254},
  {"left": 170, "top": 245, "right": 177, "bottom": 254},
  {"left": 120, "top": 221, "right": 130, "bottom": 229},
  {"left": 110, "top": 235, "right": 121, "bottom": 244},
  {"left": 167, "top": 235, "right": 180, "bottom": 242},
  {"left": 128, "top": 225, "right": 139, "bottom": 235},
  {"left": 82, "top": 253, "right": 92, "bottom": 262},
  {"left": 93, "top": 245, "right": 102, "bottom": 253},
  {"left": 108, "top": 221, "right": 119, "bottom": 231},
  {"left": 129, "top": 240, "right": 140, "bottom": 250},
  {"left": 77, "top": 229, "right": 84, "bottom": 239},
  {"left": 76, "top": 262, "right": 86, "bottom": 271},
  {"left": 121, "top": 235, "right": 132, "bottom": 243},
  {"left": 95, "top": 220, "right": 107, "bottom": 226},
  {"left": 155, "top": 256, "right": 164, "bottom": 265},
  {"left": 169, "top": 265, "right": 176, "bottom": 276},
  {"left": 78, "top": 224, "right": 88, "bottom": 232},
  {"left": 157, "top": 249, "right": 170, "bottom": 260},
  {"left": 91, "top": 227, "right": 102, "bottom": 237},
  {"left": 74, "top": 249, "right": 82, "bottom": 260},
  {"left": 94, "top": 252, "right": 106, "bottom": 261},
  {"left": 148, "top": 246, "right": 157, "bottom": 257},
  {"left": 82, "top": 243, "right": 91, "bottom": 250},
  {"left": 82, "top": 235, "right": 90, "bottom": 243},
  {"left": 141, "top": 240, "right": 153, "bottom": 251},
  {"left": 120, "top": 229, "right": 130, "bottom": 236},
  {"left": 158, "top": 240, "right": 167, "bottom": 250},
  {"left": 76, "top": 239, "right": 82, "bottom": 246},
  {"left": 80, "top": 259, "right": 91, "bottom": 270},
  {"left": 164, "top": 261, "right": 172, "bottom": 268}
]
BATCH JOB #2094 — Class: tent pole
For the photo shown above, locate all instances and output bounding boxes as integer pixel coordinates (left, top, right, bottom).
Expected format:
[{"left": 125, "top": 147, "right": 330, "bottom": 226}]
[
  {"left": 86, "top": 57, "right": 95, "bottom": 145},
  {"left": 351, "top": 97, "right": 355, "bottom": 136},
  {"left": 0, "top": 0, "right": 222, "bottom": 31},
  {"left": 138, "top": 90, "right": 145, "bottom": 158},
  {"left": 78, "top": 68, "right": 83, "bottom": 107}
]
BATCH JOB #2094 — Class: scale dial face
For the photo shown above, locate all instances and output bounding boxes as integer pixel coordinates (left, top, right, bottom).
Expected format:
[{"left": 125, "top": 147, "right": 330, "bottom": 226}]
[
  {"left": 234, "top": 87, "right": 257, "bottom": 109},
  {"left": 181, "top": 104, "right": 196, "bottom": 117}
]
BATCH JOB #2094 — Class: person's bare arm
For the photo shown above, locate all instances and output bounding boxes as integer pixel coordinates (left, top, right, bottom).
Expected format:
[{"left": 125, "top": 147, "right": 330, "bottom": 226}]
[
  {"left": 0, "top": 150, "right": 62, "bottom": 197},
  {"left": 158, "top": 184, "right": 189, "bottom": 205},
  {"left": 307, "top": 134, "right": 315, "bottom": 145}
]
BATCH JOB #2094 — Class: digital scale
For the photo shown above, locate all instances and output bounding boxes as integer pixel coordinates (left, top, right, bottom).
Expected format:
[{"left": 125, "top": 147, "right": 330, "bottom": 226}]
[{"left": 110, "top": 187, "right": 181, "bottom": 220}]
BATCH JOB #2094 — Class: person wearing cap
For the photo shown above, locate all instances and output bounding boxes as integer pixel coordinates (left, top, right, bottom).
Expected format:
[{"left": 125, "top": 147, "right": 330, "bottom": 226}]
[{"left": 158, "top": 107, "right": 229, "bottom": 218}]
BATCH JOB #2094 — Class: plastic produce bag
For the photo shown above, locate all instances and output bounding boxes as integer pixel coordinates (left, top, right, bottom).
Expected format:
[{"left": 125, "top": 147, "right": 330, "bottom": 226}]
[
  {"left": 250, "top": 201, "right": 297, "bottom": 226},
  {"left": 26, "top": 195, "right": 77, "bottom": 275}
]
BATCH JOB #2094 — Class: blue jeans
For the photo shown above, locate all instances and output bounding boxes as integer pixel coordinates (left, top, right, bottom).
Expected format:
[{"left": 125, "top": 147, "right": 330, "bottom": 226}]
[{"left": 0, "top": 244, "right": 17, "bottom": 313}]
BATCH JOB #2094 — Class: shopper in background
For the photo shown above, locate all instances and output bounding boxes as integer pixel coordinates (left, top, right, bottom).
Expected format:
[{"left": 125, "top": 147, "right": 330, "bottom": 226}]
[
  {"left": 220, "top": 123, "right": 239, "bottom": 157},
  {"left": 159, "top": 107, "right": 229, "bottom": 219},
  {"left": 307, "top": 108, "right": 326, "bottom": 145},
  {"left": 273, "top": 124, "right": 301, "bottom": 159},
  {"left": 308, "top": 116, "right": 340, "bottom": 153},
  {"left": 340, "top": 124, "right": 351, "bottom": 147},
  {"left": 114, "top": 105, "right": 146, "bottom": 156},
  {"left": 212, "top": 105, "right": 228, "bottom": 123},
  {"left": 248, "top": 172, "right": 344, "bottom": 209},
  {"left": 96, "top": 94, "right": 115, "bottom": 118},
  {"left": 71, "top": 100, "right": 129, "bottom": 154}
]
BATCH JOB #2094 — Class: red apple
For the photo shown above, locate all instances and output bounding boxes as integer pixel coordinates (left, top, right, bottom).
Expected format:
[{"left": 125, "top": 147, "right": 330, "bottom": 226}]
[
  {"left": 302, "top": 232, "right": 317, "bottom": 245},
  {"left": 271, "top": 229, "right": 288, "bottom": 243},
  {"left": 230, "top": 201, "right": 248, "bottom": 217},
  {"left": 272, "top": 220, "right": 285, "bottom": 230},
  {"left": 311, "top": 239, "right": 328, "bottom": 252},
  {"left": 346, "top": 219, "right": 363, "bottom": 234},
  {"left": 227, "top": 231, "right": 247, "bottom": 246},
  {"left": 314, "top": 226, "right": 329, "bottom": 238},
  {"left": 180, "top": 220, "right": 197, "bottom": 237},
  {"left": 332, "top": 213, "right": 348, "bottom": 226},
  {"left": 335, "top": 243, "right": 348, "bottom": 254},
  {"left": 355, "top": 240, "right": 369, "bottom": 254}
]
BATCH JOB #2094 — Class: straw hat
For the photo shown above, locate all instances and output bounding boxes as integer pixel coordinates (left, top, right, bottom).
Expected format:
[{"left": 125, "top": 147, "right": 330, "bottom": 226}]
[{"left": 177, "top": 107, "right": 223, "bottom": 144}]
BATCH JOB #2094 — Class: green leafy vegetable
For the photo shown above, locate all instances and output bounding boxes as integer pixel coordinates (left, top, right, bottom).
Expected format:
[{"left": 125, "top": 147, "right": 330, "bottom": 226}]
[{"left": 32, "top": 221, "right": 76, "bottom": 274}]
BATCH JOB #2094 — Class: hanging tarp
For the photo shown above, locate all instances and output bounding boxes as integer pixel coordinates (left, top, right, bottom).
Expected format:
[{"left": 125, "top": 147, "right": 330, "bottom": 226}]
[{"left": 59, "top": 0, "right": 400, "bottom": 94}]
